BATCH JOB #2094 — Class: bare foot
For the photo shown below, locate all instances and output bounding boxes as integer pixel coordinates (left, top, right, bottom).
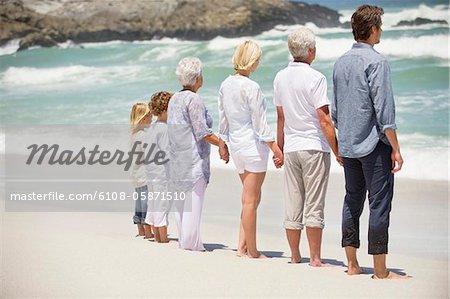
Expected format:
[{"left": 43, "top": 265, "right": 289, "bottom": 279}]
[
  {"left": 289, "top": 257, "right": 302, "bottom": 264},
  {"left": 346, "top": 265, "right": 362, "bottom": 275},
  {"left": 248, "top": 252, "right": 270, "bottom": 259},
  {"left": 236, "top": 245, "right": 247, "bottom": 257},
  {"left": 309, "top": 261, "right": 335, "bottom": 267},
  {"left": 236, "top": 250, "right": 247, "bottom": 257},
  {"left": 372, "top": 271, "right": 410, "bottom": 280},
  {"left": 289, "top": 250, "right": 302, "bottom": 263}
]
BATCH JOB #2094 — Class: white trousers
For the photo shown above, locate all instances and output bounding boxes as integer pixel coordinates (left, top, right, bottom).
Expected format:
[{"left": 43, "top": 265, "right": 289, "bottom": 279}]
[
  {"left": 144, "top": 183, "right": 170, "bottom": 227},
  {"left": 175, "top": 177, "right": 206, "bottom": 251}
]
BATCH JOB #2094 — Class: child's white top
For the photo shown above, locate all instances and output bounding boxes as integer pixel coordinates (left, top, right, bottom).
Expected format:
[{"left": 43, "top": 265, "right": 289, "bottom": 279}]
[
  {"left": 130, "top": 129, "right": 147, "bottom": 188},
  {"left": 144, "top": 121, "right": 169, "bottom": 183}
]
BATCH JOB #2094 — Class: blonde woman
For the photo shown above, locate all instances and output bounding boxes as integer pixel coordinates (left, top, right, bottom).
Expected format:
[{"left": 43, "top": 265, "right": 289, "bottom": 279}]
[
  {"left": 129, "top": 103, "right": 152, "bottom": 238},
  {"left": 218, "top": 40, "right": 283, "bottom": 258}
]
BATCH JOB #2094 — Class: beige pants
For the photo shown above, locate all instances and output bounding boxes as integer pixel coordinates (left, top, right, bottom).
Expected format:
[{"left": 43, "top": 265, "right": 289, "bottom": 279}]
[{"left": 283, "top": 150, "right": 330, "bottom": 230}]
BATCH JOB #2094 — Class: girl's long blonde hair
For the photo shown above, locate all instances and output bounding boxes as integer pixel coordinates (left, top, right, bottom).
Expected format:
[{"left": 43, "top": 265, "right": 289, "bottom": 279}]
[{"left": 130, "top": 102, "right": 151, "bottom": 133}]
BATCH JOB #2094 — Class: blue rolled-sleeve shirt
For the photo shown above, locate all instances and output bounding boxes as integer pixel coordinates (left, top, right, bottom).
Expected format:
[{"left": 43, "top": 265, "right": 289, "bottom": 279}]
[{"left": 332, "top": 42, "right": 397, "bottom": 158}]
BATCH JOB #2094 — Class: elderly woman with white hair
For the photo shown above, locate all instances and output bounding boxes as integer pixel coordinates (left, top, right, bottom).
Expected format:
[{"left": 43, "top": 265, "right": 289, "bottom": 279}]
[
  {"left": 218, "top": 40, "right": 283, "bottom": 259},
  {"left": 168, "top": 57, "right": 227, "bottom": 251}
]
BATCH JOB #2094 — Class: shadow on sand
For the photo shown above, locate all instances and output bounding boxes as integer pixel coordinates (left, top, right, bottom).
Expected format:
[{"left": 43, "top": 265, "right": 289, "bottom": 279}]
[{"left": 204, "top": 243, "right": 230, "bottom": 251}]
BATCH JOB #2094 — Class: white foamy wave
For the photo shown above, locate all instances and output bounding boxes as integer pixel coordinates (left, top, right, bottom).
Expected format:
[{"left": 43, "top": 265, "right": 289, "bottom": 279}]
[
  {"left": 339, "top": 4, "right": 450, "bottom": 28},
  {"left": 79, "top": 37, "right": 192, "bottom": 49},
  {"left": 261, "top": 23, "right": 351, "bottom": 38},
  {"left": 396, "top": 92, "right": 449, "bottom": 112},
  {"left": 138, "top": 46, "right": 180, "bottom": 62},
  {"left": 315, "top": 34, "right": 449, "bottom": 60},
  {"left": 396, "top": 134, "right": 449, "bottom": 181},
  {"left": 79, "top": 40, "right": 132, "bottom": 48},
  {"left": 381, "top": 4, "right": 449, "bottom": 28},
  {"left": 58, "top": 40, "right": 81, "bottom": 49},
  {"left": 315, "top": 37, "right": 353, "bottom": 60},
  {"left": 1, "top": 65, "right": 145, "bottom": 89},
  {"left": 207, "top": 36, "right": 283, "bottom": 51},
  {"left": 0, "top": 39, "right": 20, "bottom": 56},
  {"left": 137, "top": 37, "right": 189, "bottom": 45},
  {"left": 207, "top": 36, "right": 250, "bottom": 51},
  {"left": 378, "top": 35, "right": 449, "bottom": 59},
  {"left": 138, "top": 44, "right": 197, "bottom": 62}
]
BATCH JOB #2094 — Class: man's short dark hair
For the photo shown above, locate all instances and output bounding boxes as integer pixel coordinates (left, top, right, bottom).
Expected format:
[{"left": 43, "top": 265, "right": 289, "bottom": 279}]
[{"left": 351, "top": 5, "right": 384, "bottom": 41}]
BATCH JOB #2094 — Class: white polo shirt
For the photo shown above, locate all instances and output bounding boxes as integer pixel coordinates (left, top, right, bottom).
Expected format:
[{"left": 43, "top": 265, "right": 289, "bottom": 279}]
[{"left": 273, "top": 61, "right": 330, "bottom": 153}]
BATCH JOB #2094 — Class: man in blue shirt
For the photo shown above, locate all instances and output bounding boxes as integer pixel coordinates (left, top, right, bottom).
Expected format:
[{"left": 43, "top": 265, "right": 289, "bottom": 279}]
[{"left": 332, "top": 5, "right": 407, "bottom": 279}]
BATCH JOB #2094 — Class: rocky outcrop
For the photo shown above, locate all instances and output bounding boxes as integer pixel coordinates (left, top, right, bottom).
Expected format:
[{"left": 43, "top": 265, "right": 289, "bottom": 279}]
[
  {"left": 395, "top": 17, "right": 448, "bottom": 27},
  {"left": 1, "top": 0, "right": 341, "bottom": 50}
]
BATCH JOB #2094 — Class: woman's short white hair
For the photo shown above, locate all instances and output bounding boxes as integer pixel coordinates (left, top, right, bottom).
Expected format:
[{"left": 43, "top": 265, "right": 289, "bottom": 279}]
[
  {"left": 288, "top": 27, "right": 316, "bottom": 60},
  {"left": 176, "top": 57, "right": 202, "bottom": 87}
]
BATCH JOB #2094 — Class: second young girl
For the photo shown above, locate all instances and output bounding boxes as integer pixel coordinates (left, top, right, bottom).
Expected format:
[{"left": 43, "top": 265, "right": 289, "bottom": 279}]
[{"left": 144, "top": 91, "right": 173, "bottom": 243}]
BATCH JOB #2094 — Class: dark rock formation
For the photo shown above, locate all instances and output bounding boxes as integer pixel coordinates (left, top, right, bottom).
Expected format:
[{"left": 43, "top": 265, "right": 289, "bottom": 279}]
[
  {"left": 18, "top": 32, "right": 58, "bottom": 50},
  {"left": 1, "top": 0, "right": 342, "bottom": 51},
  {"left": 395, "top": 17, "right": 448, "bottom": 27}
]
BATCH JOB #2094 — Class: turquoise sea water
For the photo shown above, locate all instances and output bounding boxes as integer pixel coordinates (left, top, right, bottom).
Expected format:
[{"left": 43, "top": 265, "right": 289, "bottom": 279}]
[{"left": 0, "top": 2, "right": 448, "bottom": 180}]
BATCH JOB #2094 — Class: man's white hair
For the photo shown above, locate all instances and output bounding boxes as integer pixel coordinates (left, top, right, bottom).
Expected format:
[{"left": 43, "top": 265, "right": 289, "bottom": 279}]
[
  {"left": 288, "top": 27, "right": 316, "bottom": 60},
  {"left": 176, "top": 57, "right": 202, "bottom": 87}
]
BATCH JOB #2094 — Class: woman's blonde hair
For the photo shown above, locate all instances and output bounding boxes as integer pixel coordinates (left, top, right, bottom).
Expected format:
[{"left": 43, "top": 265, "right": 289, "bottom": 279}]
[
  {"left": 149, "top": 91, "right": 173, "bottom": 116},
  {"left": 130, "top": 102, "right": 151, "bottom": 133},
  {"left": 232, "top": 40, "right": 262, "bottom": 71}
]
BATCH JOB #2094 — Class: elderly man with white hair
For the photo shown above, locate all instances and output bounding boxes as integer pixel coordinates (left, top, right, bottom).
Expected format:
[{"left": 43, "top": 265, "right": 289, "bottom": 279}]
[
  {"left": 168, "top": 57, "right": 228, "bottom": 251},
  {"left": 273, "top": 27, "right": 342, "bottom": 266}
]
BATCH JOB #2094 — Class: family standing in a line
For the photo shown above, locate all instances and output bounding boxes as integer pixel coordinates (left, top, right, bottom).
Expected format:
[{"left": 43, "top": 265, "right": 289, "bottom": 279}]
[{"left": 130, "top": 5, "right": 408, "bottom": 280}]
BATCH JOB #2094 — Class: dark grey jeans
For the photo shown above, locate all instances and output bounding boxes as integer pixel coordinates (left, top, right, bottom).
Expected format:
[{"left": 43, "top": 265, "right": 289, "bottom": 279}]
[
  {"left": 341, "top": 141, "right": 394, "bottom": 255},
  {"left": 133, "top": 185, "right": 148, "bottom": 225}
]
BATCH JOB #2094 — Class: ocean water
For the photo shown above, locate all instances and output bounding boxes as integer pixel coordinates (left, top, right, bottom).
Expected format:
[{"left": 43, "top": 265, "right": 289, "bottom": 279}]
[{"left": 0, "top": 2, "right": 448, "bottom": 180}]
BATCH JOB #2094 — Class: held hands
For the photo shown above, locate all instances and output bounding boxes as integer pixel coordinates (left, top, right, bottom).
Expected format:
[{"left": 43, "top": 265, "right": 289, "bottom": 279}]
[
  {"left": 219, "top": 140, "right": 230, "bottom": 164},
  {"left": 272, "top": 155, "right": 283, "bottom": 168},
  {"left": 336, "top": 156, "right": 344, "bottom": 166},
  {"left": 272, "top": 146, "right": 284, "bottom": 169}
]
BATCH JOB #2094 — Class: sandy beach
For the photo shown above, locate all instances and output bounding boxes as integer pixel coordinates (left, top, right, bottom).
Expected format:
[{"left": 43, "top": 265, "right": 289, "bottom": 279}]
[{"left": 1, "top": 166, "right": 448, "bottom": 298}]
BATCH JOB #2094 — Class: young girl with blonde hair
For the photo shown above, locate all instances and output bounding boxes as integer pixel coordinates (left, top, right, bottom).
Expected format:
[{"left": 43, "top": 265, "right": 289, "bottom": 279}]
[{"left": 130, "top": 102, "right": 152, "bottom": 238}]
